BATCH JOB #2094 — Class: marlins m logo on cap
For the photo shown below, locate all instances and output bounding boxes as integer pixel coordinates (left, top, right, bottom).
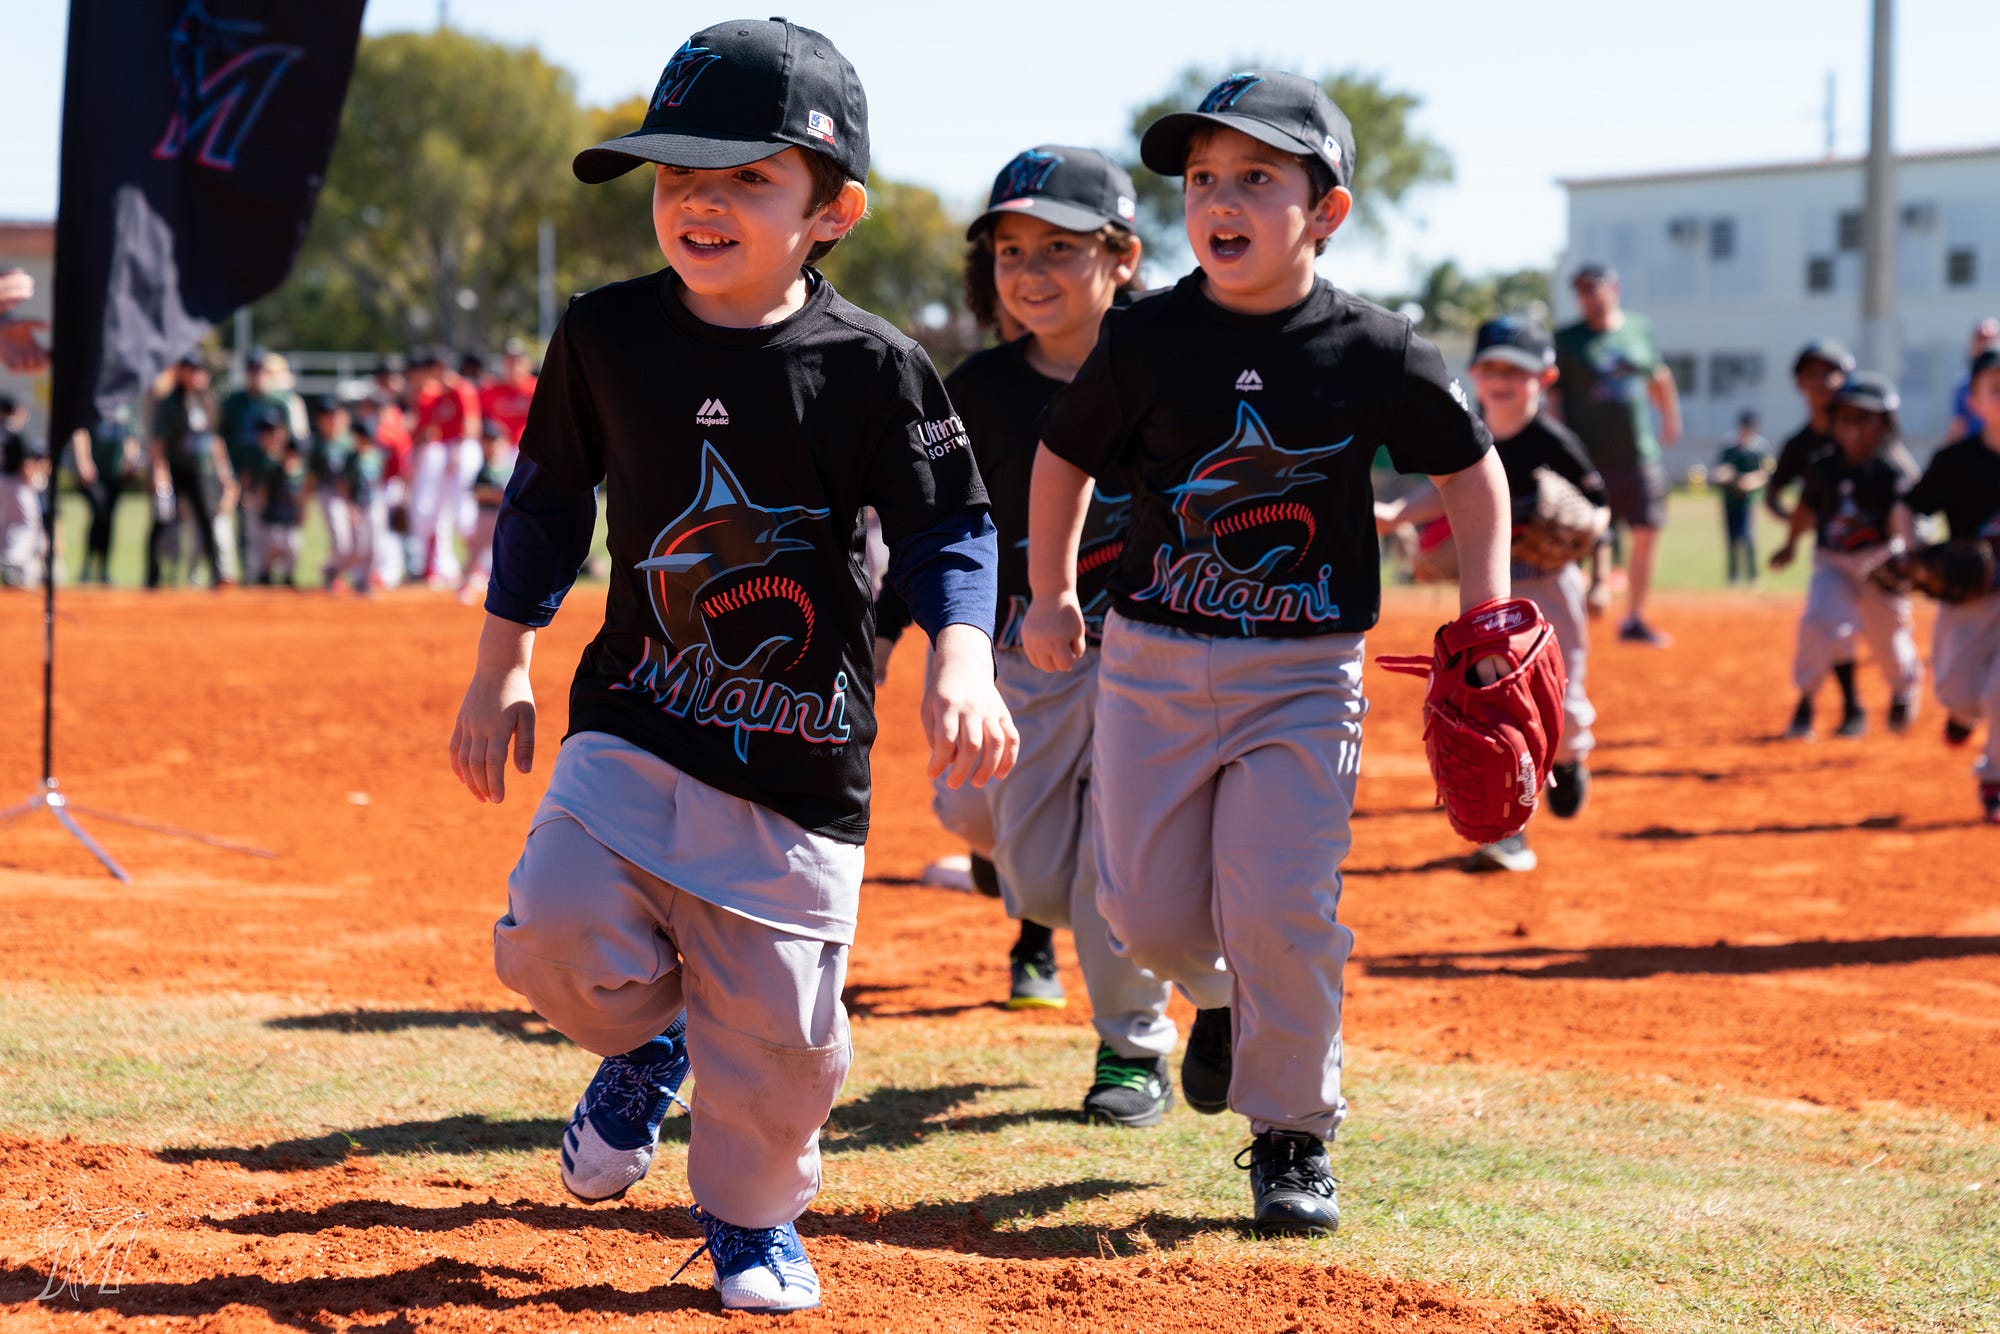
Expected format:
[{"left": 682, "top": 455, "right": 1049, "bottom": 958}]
[
  {"left": 997, "top": 149, "right": 1062, "bottom": 201},
  {"left": 1199, "top": 73, "right": 1262, "bottom": 113},
  {"left": 651, "top": 41, "right": 721, "bottom": 112}
]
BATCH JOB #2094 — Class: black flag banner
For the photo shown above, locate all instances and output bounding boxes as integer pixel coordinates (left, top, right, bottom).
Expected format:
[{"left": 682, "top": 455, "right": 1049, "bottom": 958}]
[{"left": 50, "top": 0, "right": 365, "bottom": 439}]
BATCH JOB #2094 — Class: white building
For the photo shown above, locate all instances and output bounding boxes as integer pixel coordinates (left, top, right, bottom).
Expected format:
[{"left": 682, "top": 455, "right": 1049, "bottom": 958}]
[{"left": 1558, "top": 145, "right": 2000, "bottom": 471}]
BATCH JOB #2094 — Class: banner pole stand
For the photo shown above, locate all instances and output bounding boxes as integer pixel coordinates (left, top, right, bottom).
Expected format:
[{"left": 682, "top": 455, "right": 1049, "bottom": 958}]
[{"left": 0, "top": 464, "right": 274, "bottom": 882}]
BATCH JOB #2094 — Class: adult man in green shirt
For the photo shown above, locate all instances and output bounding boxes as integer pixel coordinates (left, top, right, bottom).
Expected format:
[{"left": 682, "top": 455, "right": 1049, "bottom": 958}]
[{"left": 1554, "top": 264, "right": 1681, "bottom": 646}]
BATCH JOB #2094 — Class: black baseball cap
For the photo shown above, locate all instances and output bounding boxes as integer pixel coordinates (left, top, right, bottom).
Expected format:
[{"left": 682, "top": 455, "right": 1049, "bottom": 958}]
[
  {"left": 1471, "top": 316, "right": 1555, "bottom": 374},
  {"left": 1140, "top": 71, "right": 1354, "bottom": 190},
  {"left": 176, "top": 350, "right": 209, "bottom": 370},
  {"left": 967, "top": 146, "right": 1138, "bottom": 241},
  {"left": 251, "top": 407, "right": 288, "bottom": 431},
  {"left": 575, "top": 19, "right": 869, "bottom": 184},
  {"left": 1832, "top": 371, "right": 1899, "bottom": 415},
  {"left": 1571, "top": 262, "right": 1617, "bottom": 287},
  {"left": 1970, "top": 345, "right": 2000, "bottom": 381},
  {"left": 406, "top": 347, "right": 441, "bottom": 370},
  {"left": 373, "top": 353, "right": 406, "bottom": 376},
  {"left": 1793, "top": 337, "right": 1856, "bottom": 375}
]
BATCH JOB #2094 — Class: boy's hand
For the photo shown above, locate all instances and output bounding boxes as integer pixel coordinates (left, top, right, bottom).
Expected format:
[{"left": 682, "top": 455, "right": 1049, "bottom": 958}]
[
  {"left": 1021, "top": 593, "right": 1086, "bottom": 673},
  {"left": 923, "top": 624, "right": 1018, "bottom": 789},
  {"left": 1770, "top": 541, "right": 1797, "bottom": 572},
  {"left": 450, "top": 666, "right": 536, "bottom": 802}
]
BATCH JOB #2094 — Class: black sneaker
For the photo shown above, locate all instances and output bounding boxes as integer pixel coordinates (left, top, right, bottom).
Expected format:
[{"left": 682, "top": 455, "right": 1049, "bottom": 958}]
[
  {"left": 1182, "top": 1007, "right": 1232, "bottom": 1115},
  {"left": 1081, "top": 1044, "right": 1172, "bottom": 1128},
  {"left": 1983, "top": 784, "right": 2000, "bottom": 826},
  {"left": 1888, "top": 696, "right": 1914, "bottom": 734},
  {"left": 1783, "top": 696, "right": 1815, "bottom": 741},
  {"left": 1006, "top": 948, "right": 1066, "bottom": 1010},
  {"left": 1835, "top": 705, "right": 1867, "bottom": 738},
  {"left": 1945, "top": 718, "right": 1975, "bottom": 748},
  {"left": 1617, "top": 619, "right": 1672, "bottom": 647},
  {"left": 1237, "top": 1131, "right": 1340, "bottom": 1235},
  {"left": 1547, "top": 761, "right": 1588, "bottom": 819}
]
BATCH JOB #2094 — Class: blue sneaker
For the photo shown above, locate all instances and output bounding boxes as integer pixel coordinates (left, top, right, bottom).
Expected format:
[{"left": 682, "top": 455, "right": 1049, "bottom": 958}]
[
  {"left": 559, "top": 1013, "right": 690, "bottom": 1202},
  {"left": 673, "top": 1205, "right": 821, "bottom": 1313}
]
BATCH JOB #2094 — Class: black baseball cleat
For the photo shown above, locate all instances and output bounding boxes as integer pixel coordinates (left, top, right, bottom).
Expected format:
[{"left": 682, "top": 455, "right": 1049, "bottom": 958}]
[
  {"left": 1182, "top": 1007, "right": 1233, "bottom": 1115},
  {"left": 1783, "top": 696, "right": 1814, "bottom": 741},
  {"left": 1945, "top": 717, "right": 1975, "bottom": 748},
  {"left": 1547, "top": 761, "right": 1589, "bottom": 818},
  {"left": 1081, "top": 1045, "right": 1172, "bottom": 1128},
  {"left": 1237, "top": 1131, "right": 1340, "bottom": 1235},
  {"left": 1835, "top": 705, "right": 1867, "bottom": 738},
  {"left": 1982, "top": 784, "right": 2000, "bottom": 827},
  {"left": 1888, "top": 696, "right": 1914, "bottom": 734}
]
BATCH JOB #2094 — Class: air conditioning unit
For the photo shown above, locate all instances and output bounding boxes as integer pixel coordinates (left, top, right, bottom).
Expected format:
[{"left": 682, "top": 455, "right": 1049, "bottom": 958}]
[
  {"left": 1901, "top": 202, "right": 1938, "bottom": 230},
  {"left": 1667, "top": 216, "right": 1701, "bottom": 244}
]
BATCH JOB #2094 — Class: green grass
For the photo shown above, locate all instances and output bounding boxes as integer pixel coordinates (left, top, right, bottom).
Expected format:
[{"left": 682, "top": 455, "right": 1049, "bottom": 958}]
[{"left": 2, "top": 984, "right": 1993, "bottom": 1332}]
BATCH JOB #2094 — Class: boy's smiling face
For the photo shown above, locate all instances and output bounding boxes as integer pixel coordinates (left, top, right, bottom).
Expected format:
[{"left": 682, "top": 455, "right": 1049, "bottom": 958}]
[
  {"left": 990, "top": 214, "right": 1135, "bottom": 348},
  {"left": 651, "top": 148, "right": 862, "bottom": 321},
  {"left": 1182, "top": 127, "right": 1348, "bottom": 313}
]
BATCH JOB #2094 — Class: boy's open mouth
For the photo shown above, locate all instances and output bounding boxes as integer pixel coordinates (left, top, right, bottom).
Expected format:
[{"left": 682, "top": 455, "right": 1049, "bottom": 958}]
[
  {"left": 1209, "top": 231, "right": 1250, "bottom": 261},
  {"left": 681, "top": 230, "right": 738, "bottom": 254}
]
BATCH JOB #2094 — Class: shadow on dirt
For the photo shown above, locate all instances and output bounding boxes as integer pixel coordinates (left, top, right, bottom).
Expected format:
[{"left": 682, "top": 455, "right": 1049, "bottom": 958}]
[
  {"left": 841, "top": 983, "right": 998, "bottom": 1019},
  {"left": 1620, "top": 814, "right": 1982, "bottom": 839},
  {"left": 1364, "top": 934, "right": 2000, "bottom": 980},
  {"left": 825, "top": 1081, "right": 1080, "bottom": 1154},
  {"left": 266, "top": 1009, "right": 568, "bottom": 1044},
  {"left": 154, "top": 1112, "right": 628, "bottom": 1171},
  {"left": 1344, "top": 852, "right": 1482, "bottom": 876}
]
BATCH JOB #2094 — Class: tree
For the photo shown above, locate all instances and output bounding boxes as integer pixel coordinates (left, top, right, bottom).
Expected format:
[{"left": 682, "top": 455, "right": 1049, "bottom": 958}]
[
  {"left": 1384, "top": 261, "right": 1551, "bottom": 335},
  {"left": 820, "top": 178, "right": 975, "bottom": 367},
  {"left": 1121, "top": 66, "right": 1453, "bottom": 270}
]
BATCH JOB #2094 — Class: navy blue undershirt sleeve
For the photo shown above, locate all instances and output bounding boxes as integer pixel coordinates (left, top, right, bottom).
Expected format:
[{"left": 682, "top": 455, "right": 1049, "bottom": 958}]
[
  {"left": 883, "top": 508, "right": 998, "bottom": 644},
  {"left": 483, "top": 457, "right": 597, "bottom": 627}
]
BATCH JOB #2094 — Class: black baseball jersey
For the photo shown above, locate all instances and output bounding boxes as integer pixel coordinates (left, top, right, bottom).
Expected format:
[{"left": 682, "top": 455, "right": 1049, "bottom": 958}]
[
  {"left": 1040, "top": 274, "right": 1491, "bottom": 638},
  {"left": 517, "top": 269, "right": 988, "bottom": 844},
  {"left": 1799, "top": 447, "right": 1915, "bottom": 552},
  {"left": 1768, "top": 423, "right": 1833, "bottom": 498},
  {"left": 1902, "top": 439, "right": 2000, "bottom": 540},
  {"left": 1495, "top": 413, "right": 1606, "bottom": 506},
  {"left": 947, "top": 337, "right": 1128, "bottom": 648}
]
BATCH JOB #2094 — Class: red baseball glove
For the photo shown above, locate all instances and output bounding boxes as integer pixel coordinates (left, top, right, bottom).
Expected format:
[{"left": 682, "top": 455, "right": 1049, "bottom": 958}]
[{"left": 1378, "top": 598, "right": 1568, "bottom": 845}]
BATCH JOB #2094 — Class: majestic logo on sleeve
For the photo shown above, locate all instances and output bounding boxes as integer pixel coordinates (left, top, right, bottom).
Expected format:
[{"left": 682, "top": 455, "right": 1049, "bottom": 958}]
[
  {"left": 1131, "top": 401, "right": 1352, "bottom": 632},
  {"left": 614, "top": 443, "right": 848, "bottom": 760},
  {"left": 152, "top": 1, "right": 304, "bottom": 172},
  {"left": 996, "top": 149, "right": 1062, "bottom": 201},
  {"left": 1199, "top": 74, "right": 1264, "bottom": 113},
  {"left": 650, "top": 41, "right": 721, "bottom": 112}
]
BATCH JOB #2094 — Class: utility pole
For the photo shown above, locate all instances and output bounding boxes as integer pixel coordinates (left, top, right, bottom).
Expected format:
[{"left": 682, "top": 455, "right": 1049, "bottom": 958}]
[
  {"left": 538, "top": 218, "right": 557, "bottom": 348},
  {"left": 1823, "top": 70, "right": 1836, "bottom": 158},
  {"left": 1859, "top": 0, "right": 1897, "bottom": 376}
]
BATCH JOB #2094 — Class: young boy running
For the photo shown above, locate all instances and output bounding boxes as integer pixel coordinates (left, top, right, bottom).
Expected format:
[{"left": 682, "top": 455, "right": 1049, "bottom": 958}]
[
  {"left": 448, "top": 19, "right": 1015, "bottom": 1312},
  {"left": 1025, "top": 71, "right": 1512, "bottom": 1233},
  {"left": 1767, "top": 339, "right": 1857, "bottom": 737}
]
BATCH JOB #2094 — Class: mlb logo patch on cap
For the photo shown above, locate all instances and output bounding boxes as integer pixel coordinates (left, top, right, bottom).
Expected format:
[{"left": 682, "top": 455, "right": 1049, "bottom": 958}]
[{"left": 807, "top": 109, "right": 836, "bottom": 144}]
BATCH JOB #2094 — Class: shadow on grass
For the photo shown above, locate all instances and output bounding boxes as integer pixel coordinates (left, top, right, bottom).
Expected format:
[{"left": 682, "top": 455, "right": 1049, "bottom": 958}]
[
  {"left": 265, "top": 1009, "right": 568, "bottom": 1044},
  {"left": 1620, "top": 814, "right": 1982, "bottom": 840},
  {"left": 0, "top": 1258, "right": 715, "bottom": 1331},
  {"left": 842, "top": 983, "right": 998, "bottom": 1019},
  {"left": 154, "top": 1111, "right": 687, "bottom": 1172},
  {"left": 825, "top": 1081, "right": 1081, "bottom": 1153},
  {"left": 1364, "top": 933, "right": 2000, "bottom": 981}
]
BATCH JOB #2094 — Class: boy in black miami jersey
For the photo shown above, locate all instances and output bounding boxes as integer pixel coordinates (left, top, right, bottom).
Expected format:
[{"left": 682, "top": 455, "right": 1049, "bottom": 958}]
[
  {"left": 1024, "top": 72, "right": 1512, "bottom": 1234},
  {"left": 1893, "top": 346, "right": 2000, "bottom": 823},
  {"left": 447, "top": 20, "right": 1015, "bottom": 1313},
  {"left": 1767, "top": 339, "right": 1859, "bottom": 737},
  {"left": 1771, "top": 372, "right": 1922, "bottom": 739}
]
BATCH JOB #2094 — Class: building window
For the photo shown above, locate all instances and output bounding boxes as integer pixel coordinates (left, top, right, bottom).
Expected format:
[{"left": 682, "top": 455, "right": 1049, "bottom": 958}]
[
  {"left": 1710, "top": 352, "right": 1765, "bottom": 397},
  {"left": 1947, "top": 248, "right": 1977, "bottom": 288},
  {"left": 1710, "top": 218, "right": 1736, "bottom": 260},
  {"left": 1663, "top": 353, "right": 1698, "bottom": 395},
  {"left": 1806, "top": 256, "right": 1835, "bottom": 292},
  {"left": 1837, "top": 209, "right": 1863, "bottom": 252}
]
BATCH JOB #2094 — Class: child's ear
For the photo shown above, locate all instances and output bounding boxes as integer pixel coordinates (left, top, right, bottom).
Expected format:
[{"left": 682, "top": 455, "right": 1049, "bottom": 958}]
[
  {"left": 811, "top": 180, "right": 869, "bottom": 246},
  {"left": 1309, "top": 185, "right": 1354, "bottom": 243},
  {"left": 1538, "top": 366, "right": 1560, "bottom": 390},
  {"left": 1112, "top": 234, "right": 1143, "bottom": 288}
]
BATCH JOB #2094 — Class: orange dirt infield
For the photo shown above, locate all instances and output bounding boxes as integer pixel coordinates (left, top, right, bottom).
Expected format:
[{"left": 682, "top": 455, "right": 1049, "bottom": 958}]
[{"left": 2, "top": 586, "right": 1995, "bottom": 1330}]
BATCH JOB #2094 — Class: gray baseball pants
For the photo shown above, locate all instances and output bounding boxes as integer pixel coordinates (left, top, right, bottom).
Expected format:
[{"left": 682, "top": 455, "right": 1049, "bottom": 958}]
[
  {"left": 1091, "top": 609, "right": 1361, "bottom": 1140},
  {"left": 1793, "top": 548, "right": 1921, "bottom": 698},
  {"left": 1933, "top": 593, "right": 2000, "bottom": 783},
  {"left": 494, "top": 742, "right": 852, "bottom": 1229},
  {"left": 992, "top": 649, "right": 1176, "bottom": 1061},
  {"left": 1514, "top": 562, "right": 1595, "bottom": 763}
]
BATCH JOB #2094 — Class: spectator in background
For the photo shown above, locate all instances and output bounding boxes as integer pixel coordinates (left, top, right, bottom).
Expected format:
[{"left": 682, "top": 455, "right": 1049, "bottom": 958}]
[
  {"left": 1553, "top": 263, "right": 1682, "bottom": 646},
  {"left": 1712, "top": 410, "right": 1772, "bottom": 585},
  {"left": 0, "top": 397, "right": 49, "bottom": 588},
  {"left": 0, "top": 268, "right": 49, "bottom": 373},
  {"left": 69, "top": 402, "right": 139, "bottom": 584},
  {"left": 405, "top": 348, "right": 481, "bottom": 587},
  {"left": 148, "top": 353, "right": 235, "bottom": 590},
  {"left": 479, "top": 336, "right": 537, "bottom": 453},
  {"left": 459, "top": 417, "right": 514, "bottom": 604},
  {"left": 1945, "top": 317, "right": 2000, "bottom": 444},
  {"left": 309, "top": 395, "right": 365, "bottom": 593},
  {"left": 219, "top": 349, "right": 300, "bottom": 576},
  {"left": 250, "top": 409, "right": 308, "bottom": 586}
]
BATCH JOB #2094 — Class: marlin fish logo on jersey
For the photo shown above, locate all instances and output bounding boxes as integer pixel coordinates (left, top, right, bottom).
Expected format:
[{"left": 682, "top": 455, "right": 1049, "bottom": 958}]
[
  {"left": 616, "top": 444, "right": 849, "bottom": 759},
  {"left": 997, "top": 149, "right": 1062, "bottom": 202},
  {"left": 1199, "top": 74, "right": 1264, "bottom": 113},
  {"left": 650, "top": 41, "right": 721, "bottom": 112},
  {"left": 152, "top": 0, "right": 305, "bottom": 171},
  {"left": 1133, "top": 401, "right": 1352, "bottom": 632},
  {"left": 998, "top": 483, "right": 1131, "bottom": 649}
]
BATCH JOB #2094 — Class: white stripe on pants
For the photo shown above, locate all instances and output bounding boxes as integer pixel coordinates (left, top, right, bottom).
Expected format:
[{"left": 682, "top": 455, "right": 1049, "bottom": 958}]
[
  {"left": 1091, "top": 609, "right": 1360, "bottom": 1139},
  {"left": 991, "top": 648, "right": 1176, "bottom": 1061},
  {"left": 1793, "top": 548, "right": 1921, "bottom": 697},
  {"left": 1933, "top": 594, "right": 2000, "bottom": 783},
  {"left": 1513, "top": 561, "right": 1596, "bottom": 763}
]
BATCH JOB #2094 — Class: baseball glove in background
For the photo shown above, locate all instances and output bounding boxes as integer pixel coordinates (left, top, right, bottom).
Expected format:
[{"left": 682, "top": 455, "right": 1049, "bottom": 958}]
[
  {"left": 1378, "top": 598, "right": 1569, "bottom": 845},
  {"left": 1873, "top": 539, "right": 2000, "bottom": 603},
  {"left": 1510, "top": 468, "right": 1599, "bottom": 572}
]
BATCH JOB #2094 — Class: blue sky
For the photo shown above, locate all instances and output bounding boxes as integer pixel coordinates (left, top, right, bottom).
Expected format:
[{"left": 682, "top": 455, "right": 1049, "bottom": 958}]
[{"left": 2, "top": 1, "right": 1991, "bottom": 295}]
